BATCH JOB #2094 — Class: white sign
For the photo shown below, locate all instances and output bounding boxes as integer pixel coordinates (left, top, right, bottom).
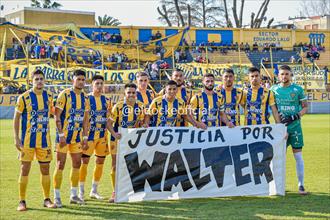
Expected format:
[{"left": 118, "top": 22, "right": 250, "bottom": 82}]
[{"left": 116, "top": 125, "right": 287, "bottom": 203}]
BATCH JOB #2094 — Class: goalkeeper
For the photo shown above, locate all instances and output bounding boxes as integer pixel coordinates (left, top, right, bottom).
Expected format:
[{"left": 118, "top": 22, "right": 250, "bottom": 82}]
[{"left": 271, "top": 65, "right": 308, "bottom": 195}]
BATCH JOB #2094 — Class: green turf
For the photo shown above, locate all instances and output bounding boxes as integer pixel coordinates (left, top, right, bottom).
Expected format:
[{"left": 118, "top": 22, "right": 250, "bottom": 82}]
[{"left": 0, "top": 114, "right": 329, "bottom": 220}]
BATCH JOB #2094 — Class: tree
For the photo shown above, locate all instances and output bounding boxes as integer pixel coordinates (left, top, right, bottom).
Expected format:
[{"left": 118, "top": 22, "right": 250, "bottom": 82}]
[
  {"left": 190, "top": 0, "right": 225, "bottom": 27},
  {"left": 157, "top": 0, "right": 189, "bottom": 27},
  {"left": 157, "top": 0, "right": 225, "bottom": 27},
  {"left": 299, "top": 0, "right": 330, "bottom": 17},
  {"left": 96, "top": 15, "right": 121, "bottom": 26},
  {"left": 30, "top": 0, "right": 62, "bottom": 9},
  {"left": 157, "top": 0, "right": 273, "bottom": 28},
  {"left": 221, "top": 0, "right": 273, "bottom": 28}
]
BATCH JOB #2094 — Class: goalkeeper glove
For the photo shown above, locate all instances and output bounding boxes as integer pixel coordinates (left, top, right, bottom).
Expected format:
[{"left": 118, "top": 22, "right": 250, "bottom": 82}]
[{"left": 280, "top": 113, "right": 300, "bottom": 126}]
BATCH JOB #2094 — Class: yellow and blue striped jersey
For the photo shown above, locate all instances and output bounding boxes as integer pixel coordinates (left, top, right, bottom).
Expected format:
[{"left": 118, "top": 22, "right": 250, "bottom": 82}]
[
  {"left": 218, "top": 87, "right": 243, "bottom": 126},
  {"left": 136, "top": 89, "right": 155, "bottom": 108},
  {"left": 158, "top": 86, "right": 192, "bottom": 104},
  {"left": 149, "top": 96, "right": 187, "bottom": 127},
  {"left": 110, "top": 100, "right": 145, "bottom": 129},
  {"left": 190, "top": 91, "right": 224, "bottom": 127},
  {"left": 158, "top": 86, "right": 192, "bottom": 126},
  {"left": 241, "top": 87, "right": 275, "bottom": 125},
  {"left": 88, "top": 94, "right": 112, "bottom": 141},
  {"left": 15, "top": 89, "right": 53, "bottom": 148},
  {"left": 55, "top": 88, "right": 89, "bottom": 144}
]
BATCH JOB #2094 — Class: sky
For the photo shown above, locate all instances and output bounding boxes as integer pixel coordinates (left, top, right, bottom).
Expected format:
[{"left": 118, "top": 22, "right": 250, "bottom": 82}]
[{"left": 0, "top": 0, "right": 305, "bottom": 26}]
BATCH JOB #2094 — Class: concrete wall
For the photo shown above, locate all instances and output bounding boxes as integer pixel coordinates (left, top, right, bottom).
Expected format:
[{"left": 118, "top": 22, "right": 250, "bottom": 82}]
[
  {"left": 5, "top": 7, "right": 95, "bottom": 26},
  {"left": 24, "top": 9, "right": 95, "bottom": 26}
]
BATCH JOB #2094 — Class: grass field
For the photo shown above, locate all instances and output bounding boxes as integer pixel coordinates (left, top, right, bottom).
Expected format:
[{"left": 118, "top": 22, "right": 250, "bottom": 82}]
[{"left": 0, "top": 114, "right": 329, "bottom": 220}]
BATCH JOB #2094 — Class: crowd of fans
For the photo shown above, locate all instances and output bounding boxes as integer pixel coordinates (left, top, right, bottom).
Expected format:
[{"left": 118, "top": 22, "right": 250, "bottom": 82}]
[
  {"left": 292, "top": 42, "right": 326, "bottom": 63},
  {"left": 11, "top": 36, "right": 62, "bottom": 60},
  {"left": 90, "top": 32, "right": 123, "bottom": 44},
  {"left": 189, "top": 41, "right": 285, "bottom": 55}
]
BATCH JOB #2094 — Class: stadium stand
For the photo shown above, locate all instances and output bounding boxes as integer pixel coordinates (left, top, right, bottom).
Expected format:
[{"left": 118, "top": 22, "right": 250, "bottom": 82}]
[
  {"left": 6, "top": 48, "right": 26, "bottom": 60},
  {"left": 246, "top": 50, "right": 301, "bottom": 67},
  {"left": 209, "top": 50, "right": 251, "bottom": 64},
  {"left": 314, "top": 50, "right": 330, "bottom": 68}
]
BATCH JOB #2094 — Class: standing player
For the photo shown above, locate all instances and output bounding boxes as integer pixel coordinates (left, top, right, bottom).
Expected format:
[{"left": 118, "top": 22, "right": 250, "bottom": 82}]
[
  {"left": 78, "top": 75, "right": 120, "bottom": 202},
  {"left": 158, "top": 70, "right": 192, "bottom": 126},
  {"left": 136, "top": 71, "right": 155, "bottom": 108},
  {"left": 136, "top": 71, "right": 156, "bottom": 126},
  {"left": 53, "top": 69, "right": 89, "bottom": 207},
  {"left": 217, "top": 69, "right": 243, "bottom": 126},
  {"left": 14, "top": 69, "right": 56, "bottom": 211},
  {"left": 241, "top": 67, "right": 281, "bottom": 125},
  {"left": 271, "top": 65, "right": 308, "bottom": 195},
  {"left": 108, "top": 83, "right": 145, "bottom": 203},
  {"left": 145, "top": 80, "right": 206, "bottom": 129},
  {"left": 190, "top": 73, "right": 234, "bottom": 128}
]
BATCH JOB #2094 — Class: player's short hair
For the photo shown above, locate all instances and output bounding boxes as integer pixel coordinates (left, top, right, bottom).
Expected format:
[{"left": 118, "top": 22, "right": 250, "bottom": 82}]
[
  {"left": 73, "top": 69, "right": 86, "bottom": 77},
  {"left": 32, "top": 69, "right": 44, "bottom": 78},
  {"left": 248, "top": 67, "right": 260, "bottom": 74},
  {"left": 92, "top": 74, "right": 104, "bottom": 81},
  {"left": 136, "top": 71, "right": 149, "bottom": 78},
  {"left": 203, "top": 73, "right": 215, "bottom": 79},
  {"left": 279, "top": 65, "right": 292, "bottom": 72},
  {"left": 223, "top": 68, "right": 235, "bottom": 75},
  {"left": 166, "top": 80, "right": 178, "bottom": 87},
  {"left": 125, "top": 83, "right": 137, "bottom": 90},
  {"left": 173, "top": 69, "right": 183, "bottom": 74}
]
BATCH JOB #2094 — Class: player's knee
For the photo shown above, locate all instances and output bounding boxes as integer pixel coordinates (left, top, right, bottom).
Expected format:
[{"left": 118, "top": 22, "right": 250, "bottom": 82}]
[
  {"left": 293, "top": 148, "right": 302, "bottom": 153},
  {"left": 39, "top": 162, "right": 50, "bottom": 175},
  {"left": 81, "top": 155, "right": 90, "bottom": 164},
  {"left": 95, "top": 156, "right": 105, "bottom": 164},
  {"left": 56, "top": 160, "right": 66, "bottom": 170},
  {"left": 72, "top": 159, "right": 81, "bottom": 169},
  {"left": 20, "top": 161, "right": 31, "bottom": 175}
]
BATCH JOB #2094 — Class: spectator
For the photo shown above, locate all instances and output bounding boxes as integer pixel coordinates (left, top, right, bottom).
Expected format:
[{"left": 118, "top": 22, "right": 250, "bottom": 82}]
[
  {"left": 179, "top": 50, "right": 187, "bottom": 63},
  {"left": 174, "top": 49, "right": 180, "bottom": 62},
  {"left": 239, "top": 42, "right": 244, "bottom": 51},
  {"left": 12, "top": 40, "right": 19, "bottom": 59},
  {"left": 34, "top": 44, "right": 41, "bottom": 59},
  {"left": 52, "top": 45, "right": 59, "bottom": 60},
  {"left": 155, "top": 31, "right": 162, "bottom": 39},
  {"left": 244, "top": 42, "right": 250, "bottom": 52},
  {"left": 290, "top": 55, "right": 296, "bottom": 64},
  {"left": 40, "top": 46, "right": 46, "bottom": 59},
  {"left": 253, "top": 42, "right": 258, "bottom": 51}
]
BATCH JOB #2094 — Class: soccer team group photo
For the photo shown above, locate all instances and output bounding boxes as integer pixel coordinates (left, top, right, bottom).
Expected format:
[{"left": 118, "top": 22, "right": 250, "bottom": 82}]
[{"left": 0, "top": 0, "right": 329, "bottom": 219}]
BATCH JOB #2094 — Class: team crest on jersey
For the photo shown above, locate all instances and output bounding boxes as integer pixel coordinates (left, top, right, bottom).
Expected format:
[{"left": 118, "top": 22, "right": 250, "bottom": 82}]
[{"left": 290, "top": 93, "right": 296, "bottom": 98}]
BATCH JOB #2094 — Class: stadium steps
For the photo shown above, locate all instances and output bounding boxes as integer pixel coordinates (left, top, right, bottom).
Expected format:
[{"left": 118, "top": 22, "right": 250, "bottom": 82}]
[
  {"left": 6, "top": 48, "right": 25, "bottom": 60},
  {"left": 314, "top": 50, "right": 330, "bottom": 68},
  {"left": 208, "top": 51, "right": 251, "bottom": 64},
  {"left": 246, "top": 50, "right": 301, "bottom": 67}
]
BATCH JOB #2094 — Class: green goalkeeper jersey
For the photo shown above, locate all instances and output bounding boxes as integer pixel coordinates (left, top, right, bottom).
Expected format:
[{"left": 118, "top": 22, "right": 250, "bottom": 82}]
[{"left": 271, "top": 83, "right": 306, "bottom": 130}]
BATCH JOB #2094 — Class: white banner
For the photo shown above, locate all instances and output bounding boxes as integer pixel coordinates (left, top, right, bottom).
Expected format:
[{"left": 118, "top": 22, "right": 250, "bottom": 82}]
[{"left": 116, "top": 124, "right": 287, "bottom": 203}]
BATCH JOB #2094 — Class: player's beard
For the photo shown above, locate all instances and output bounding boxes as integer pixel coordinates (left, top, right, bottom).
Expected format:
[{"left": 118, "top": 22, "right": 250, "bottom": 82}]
[
  {"left": 177, "top": 82, "right": 184, "bottom": 87},
  {"left": 204, "top": 85, "right": 214, "bottom": 91},
  {"left": 225, "top": 82, "right": 233, "bottom": 88}
]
